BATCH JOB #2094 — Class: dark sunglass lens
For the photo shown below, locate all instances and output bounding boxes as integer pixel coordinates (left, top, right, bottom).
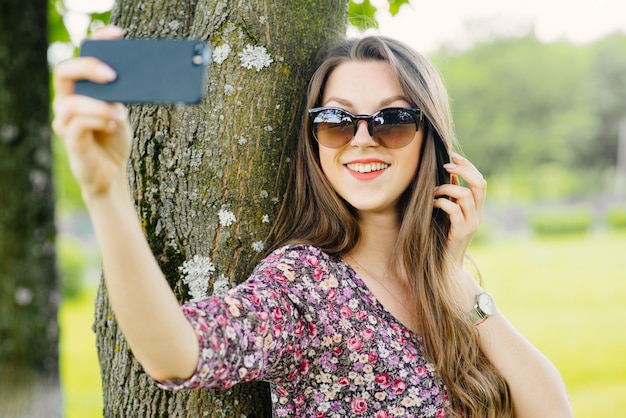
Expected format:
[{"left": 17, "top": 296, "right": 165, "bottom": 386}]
[
  {"left": 313, "top": 109, "right": 353, "bottom": 148},
  {"left": 372, "top": 109, "right": 417, "bottom": 149}
]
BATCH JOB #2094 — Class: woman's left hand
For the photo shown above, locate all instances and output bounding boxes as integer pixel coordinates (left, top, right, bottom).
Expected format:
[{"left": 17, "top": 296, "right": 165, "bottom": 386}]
[{"left": 433, "top": 153, "right": 486, "bottom": 267}]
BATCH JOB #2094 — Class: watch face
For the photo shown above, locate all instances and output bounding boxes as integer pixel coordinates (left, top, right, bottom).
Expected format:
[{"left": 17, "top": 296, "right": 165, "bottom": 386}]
[{"left": 477, "top": 292, "right": 496, "bottom": 316}]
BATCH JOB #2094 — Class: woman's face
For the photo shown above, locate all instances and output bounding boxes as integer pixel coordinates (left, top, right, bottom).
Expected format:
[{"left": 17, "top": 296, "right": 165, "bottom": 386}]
[{"left": 317, "top": 60, "right": 424, "bottom": 217}]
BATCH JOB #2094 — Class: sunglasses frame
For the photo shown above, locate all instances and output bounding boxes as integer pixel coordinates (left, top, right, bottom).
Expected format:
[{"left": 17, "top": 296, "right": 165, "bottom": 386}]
[{"left": 308, "top": 107, "right": 423, "bottom": 149}]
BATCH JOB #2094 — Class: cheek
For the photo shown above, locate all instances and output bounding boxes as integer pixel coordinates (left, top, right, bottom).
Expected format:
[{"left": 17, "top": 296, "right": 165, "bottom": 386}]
[
  {"left": 405, "top": 134, "right": 423, "bottom": 175},
  {"left": 412, "top": 151, "right": 421, "bottom": 175},
  {"left": 318, "top": 148, "right": 339, "bottom": 177}
]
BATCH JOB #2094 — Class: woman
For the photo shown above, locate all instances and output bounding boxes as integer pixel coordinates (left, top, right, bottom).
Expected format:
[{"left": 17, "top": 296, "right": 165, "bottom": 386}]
[{"left": 53, "top": 26, "right": 573, "bottom": 417}]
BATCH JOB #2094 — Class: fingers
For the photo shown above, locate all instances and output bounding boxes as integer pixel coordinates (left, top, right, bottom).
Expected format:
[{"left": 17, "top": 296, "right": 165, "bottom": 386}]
[
  {"left": 53, "top": 25, "right": 124, "bottom": 97},
  {"left": 92, "top": 25, "right": 124, "bottom": 40},
  {"left": 53, "top": 57, "right": 117, "bottom": 98},
  {"left": 433, "top": 153, "right": 486, "bottom": 236},
  {"left": 50, "top": 26, "right": 130, "bottom": 196},
  {"left": 446, "top": 153, "right": 484, "bottom": 188},
  {"left": 438, "top": 153, "right": 486, "bottom": 209},
  {"left": 52, "top": 94, "right": 124, "bottom": 139},
  {"left": 52, "top": 25, "right": 126, "bottom": 138}
]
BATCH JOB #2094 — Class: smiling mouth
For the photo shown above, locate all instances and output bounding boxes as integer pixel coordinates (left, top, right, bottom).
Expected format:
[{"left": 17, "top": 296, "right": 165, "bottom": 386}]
[{"left": 346, "top": 162, "right": 389, "bottom": 173}]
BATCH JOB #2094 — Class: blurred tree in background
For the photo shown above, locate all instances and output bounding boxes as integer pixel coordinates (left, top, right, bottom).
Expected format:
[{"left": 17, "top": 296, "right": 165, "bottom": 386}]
[
  {"left": 431, "top": 32, "right": 626, "bottom": 202},
  {"left": 589, "top": 35, "right": 626, "bottom": 170},
  {"left": 0, "top": 0, "right": 61, "bottom": 416}
]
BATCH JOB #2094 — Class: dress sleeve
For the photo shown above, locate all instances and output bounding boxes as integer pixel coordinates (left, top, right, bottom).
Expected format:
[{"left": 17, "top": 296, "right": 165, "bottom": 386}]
[{"left": 154, "top": 245, "right": 318, "bottom": 391}]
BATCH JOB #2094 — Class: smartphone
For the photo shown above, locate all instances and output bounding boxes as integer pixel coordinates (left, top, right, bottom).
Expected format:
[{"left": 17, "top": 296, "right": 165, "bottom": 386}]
[{"left": 75, "top": 39, "right": 211, "bottom": 104}]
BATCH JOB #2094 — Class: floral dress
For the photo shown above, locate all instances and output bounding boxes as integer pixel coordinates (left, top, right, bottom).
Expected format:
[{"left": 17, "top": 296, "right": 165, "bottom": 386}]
[{"left": 156, "top": 244, "right": 448, "bottom": 417}]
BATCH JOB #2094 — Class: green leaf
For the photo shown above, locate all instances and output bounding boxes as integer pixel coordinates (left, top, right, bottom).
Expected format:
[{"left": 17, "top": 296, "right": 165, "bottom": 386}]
[
  {"left": 388, "top": 0, "right": 410, "bottom": 16},
  {"left": 87, "top": 10, "right": 113, "bottom": 35},
  {"left": 48, "top": 0, "right": 71, "bottom": 44},
  {"left": 90, "top": 11, "right": 112, "bottom": 26},
  {"left": 348, "top": 0, "right": 378, "bottom": 31}
]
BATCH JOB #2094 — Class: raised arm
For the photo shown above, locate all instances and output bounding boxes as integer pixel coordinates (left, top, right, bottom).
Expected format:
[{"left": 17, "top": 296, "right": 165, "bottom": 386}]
[
  {"left": 434, "top": 153, "right": 574, "bottom": 417},
  {"left": 52, "top": 26, "right": 198, "bottom": 381}
]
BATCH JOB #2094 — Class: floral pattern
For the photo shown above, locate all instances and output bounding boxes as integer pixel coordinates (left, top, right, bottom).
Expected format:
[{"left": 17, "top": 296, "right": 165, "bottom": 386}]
[{"left": 156, "top": 244, "right": 448, "bottom": 417}]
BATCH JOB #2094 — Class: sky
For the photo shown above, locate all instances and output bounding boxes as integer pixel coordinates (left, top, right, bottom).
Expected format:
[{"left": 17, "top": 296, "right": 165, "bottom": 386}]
[
  {"left": 58, "top": 0, "right": 626, "bottom": 56},
  {"left": 370, "top": 0, "right": 626, "bottom": 53}
]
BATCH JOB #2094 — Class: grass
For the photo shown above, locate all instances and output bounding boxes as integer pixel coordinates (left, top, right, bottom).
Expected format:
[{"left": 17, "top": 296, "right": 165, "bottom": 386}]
[
  {"left": 59, "top": 231, "right": 626, "bottom": 417},
  {"left": 59, "top": 290, "right": 102, "bottom": 418},
  {"left": 469, "top": 231, "right": 626, "bottom": 416}
]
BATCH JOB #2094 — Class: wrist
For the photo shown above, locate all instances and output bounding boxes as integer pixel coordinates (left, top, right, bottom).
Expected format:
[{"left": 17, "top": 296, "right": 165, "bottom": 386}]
[
  {"left": 470, "top": 291, "right": 497, "bottom": 326},
  {"left": 82, "top": 170, "right": 129, "bottom": 201},
  {"left": 452, "top": 266, "right": 497, "bottom": 326}
]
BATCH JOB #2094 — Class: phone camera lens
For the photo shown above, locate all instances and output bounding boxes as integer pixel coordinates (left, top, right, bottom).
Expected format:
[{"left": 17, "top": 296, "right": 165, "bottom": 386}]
[{"left": 192, "top": 42, "right": 209, "bottom": 66}]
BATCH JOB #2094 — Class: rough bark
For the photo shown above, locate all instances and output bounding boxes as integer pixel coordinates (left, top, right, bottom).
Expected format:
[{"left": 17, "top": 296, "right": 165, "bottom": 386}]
[
  {"left": 0, "top": 0, "right": 61, "bottom": 416},
  {"left": 94, "top": 1, "right": 347, "bottom": 416}
]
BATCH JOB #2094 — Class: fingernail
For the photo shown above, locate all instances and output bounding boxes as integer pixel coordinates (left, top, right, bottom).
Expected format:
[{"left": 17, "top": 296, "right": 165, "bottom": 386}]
[
  {"left": 112, "top": 108, "right": 125, "bottom": 121},
  {"left": 450, "top": 152, "right": 464, "bottom": 161},
  {"left": 108, "top": 25, "right": 124, "bottom": 33},
  {"left": 98, "top": 25, "right": 124, "bottom": 35},
  {"left": 97, "top": 65, "right": 117, "bottom": 81},
  {"left": 443, "top": 163, "right": 456, "bottom": 169}
]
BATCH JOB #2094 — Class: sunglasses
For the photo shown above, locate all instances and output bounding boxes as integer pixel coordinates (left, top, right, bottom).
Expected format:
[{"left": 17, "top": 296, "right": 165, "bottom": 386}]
[{"left": 308, "top": 107, "right": 423, "bottom": 149}]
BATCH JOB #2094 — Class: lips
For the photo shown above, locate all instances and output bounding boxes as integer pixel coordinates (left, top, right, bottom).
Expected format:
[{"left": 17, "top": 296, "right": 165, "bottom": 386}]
[
  {"left": 344, "top": 159, "right": 389, "bottom": 180},
  {"left": 346, "top": 162, "right": 389, "bottom": 173}
]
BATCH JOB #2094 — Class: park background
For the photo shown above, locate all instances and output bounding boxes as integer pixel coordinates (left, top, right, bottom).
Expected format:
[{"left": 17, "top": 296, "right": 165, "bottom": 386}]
[{"left": 48, "top": 0, "right": 626, "bottom": 416}]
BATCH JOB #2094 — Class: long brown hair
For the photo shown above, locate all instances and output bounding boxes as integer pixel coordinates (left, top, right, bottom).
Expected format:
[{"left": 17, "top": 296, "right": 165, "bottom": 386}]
[{"left": 265, "top": 36, "right": 512, "bottom": 417}]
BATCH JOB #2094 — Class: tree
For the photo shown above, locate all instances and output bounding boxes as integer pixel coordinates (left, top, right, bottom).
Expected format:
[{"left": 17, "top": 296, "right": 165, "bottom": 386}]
[
  {"left": 48, "top": 1, "right": 409, "bottom": 211},
  {"left": 0, "top": 0, "right": 61, "bottom": 417},
  {"left": 589, "top": 34, "right": 626, "bottom": 168},
  {"left": 93, "top": 1, "right": 347, "bottom": 416},
  {"left": 430, "top": 33, "right": 625, "bottom": 200}
]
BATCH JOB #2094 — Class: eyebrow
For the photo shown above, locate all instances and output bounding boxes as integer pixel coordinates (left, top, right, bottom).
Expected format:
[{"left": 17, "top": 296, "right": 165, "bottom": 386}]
[{"left": 323, "top": 95, "right": 412, "bottom": 111}]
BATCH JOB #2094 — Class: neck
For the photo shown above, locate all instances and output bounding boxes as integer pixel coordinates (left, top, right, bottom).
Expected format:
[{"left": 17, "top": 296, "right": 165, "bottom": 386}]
[
  {"left": 351, "top": 211, "right": 400, "bottom": 270},
  {"left": 346, "top": 210, "right": 417, "bottom": 332}
]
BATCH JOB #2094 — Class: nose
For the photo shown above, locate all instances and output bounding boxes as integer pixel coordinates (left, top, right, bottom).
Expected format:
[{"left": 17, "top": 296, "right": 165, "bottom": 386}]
[{"left": 350, "top": 120, "right": 377, "bottom": 147}]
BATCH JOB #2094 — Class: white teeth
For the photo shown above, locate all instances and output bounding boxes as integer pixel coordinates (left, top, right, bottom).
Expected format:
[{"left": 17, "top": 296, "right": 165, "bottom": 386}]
[{"left": 346, "top": 162, "right": 389, "bottom": 173}]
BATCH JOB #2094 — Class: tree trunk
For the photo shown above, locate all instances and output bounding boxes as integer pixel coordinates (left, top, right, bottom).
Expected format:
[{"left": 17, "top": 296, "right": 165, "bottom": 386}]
[
  {"left": 0, "top": 0, "right": 61, "bottom": 417},
  {"left": 94, "top": 0, "right": 347, "bottom": 416}
]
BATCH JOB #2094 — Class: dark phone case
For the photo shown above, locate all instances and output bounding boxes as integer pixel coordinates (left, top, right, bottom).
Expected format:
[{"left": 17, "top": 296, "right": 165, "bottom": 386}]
[{"left": 75, "top": 39, "right": 211, "bottom": 104}]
